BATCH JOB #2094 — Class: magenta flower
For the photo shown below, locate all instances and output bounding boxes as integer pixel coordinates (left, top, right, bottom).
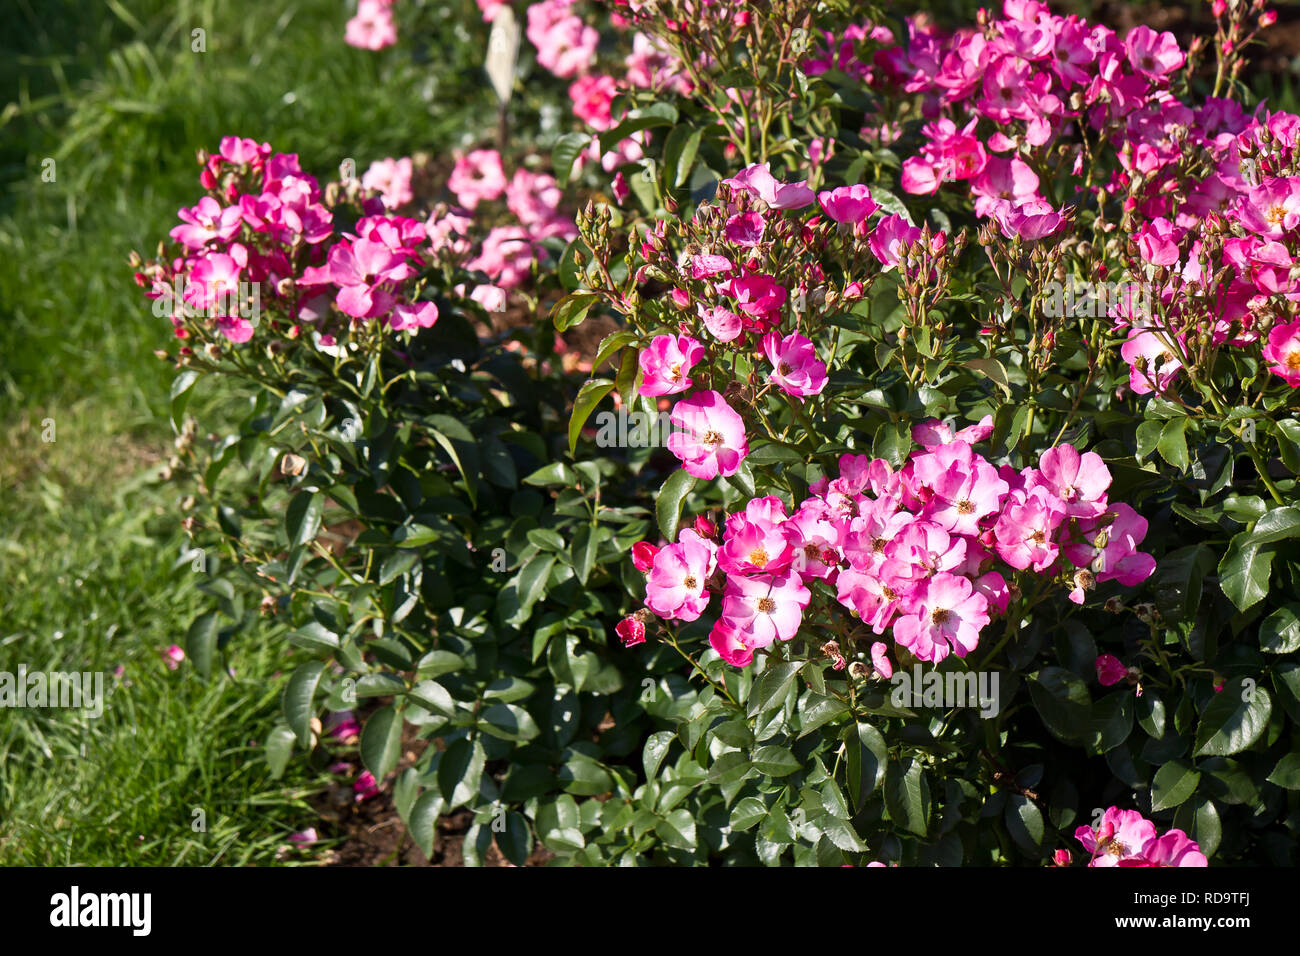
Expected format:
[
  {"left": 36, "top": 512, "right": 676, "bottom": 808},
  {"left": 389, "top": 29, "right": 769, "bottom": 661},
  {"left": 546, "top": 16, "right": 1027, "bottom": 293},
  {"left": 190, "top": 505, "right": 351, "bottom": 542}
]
[
  {"left": 325, "top": 239, "right": 411, "bottom": 318},
  {"left": 465, "top": 226, "right": 534, "bottom": 289},
  {"left": 726, "top": 274, "right": 788, "bottom": 318},
  {"left": 387, "top": 300, "right": 439, "bottom": 332},
  {"left": 1262, "top": 319, "right": 1300, "bottom": 386},
  {"left": 1095, "top": 653, "right": 1127, "bottom": 686},
  {"left": 1125, "top": 26, "right": 1185, "bottom": 78},
  {"left": 569, "top": 74, "right": 616, "bottom": 131},
  {"left": 722, "top": 163, "right": 815, "bottom": 209},
  {"left": 615, "top": 616, "right": 646, "bottom": 648},
  {"left": 1063, "top": 503, "right": 1156, "bottom": 587},
  {"left": 353, "top": 770, "right": 381, "bottom": 803},
  {"left": 1237, "top": 177, "right": 1300, "bottom": 237},
  {"left": 870, "top": 641, "right": 893, "bottom": 679},
  {"left": 690, "top": 253, "right": 734, "bottom": 279},
  {"left": 1075, "top": 808, "right": 1158, "bottom": 867},
  {"left": 1030, "top": 444, "right": 1111, "bottom": 518},
  {"left": 1127, "top": 829, "right": 1208, "bottom": 867},
  {"left": 919, "top": 456, "right": 1009, "bottom": 537},
  {"left": 1120, "top": 329, "right": 1184, "bottom": 395},
  {"left": 638, "top": 333, "right": 705, "bottom": 397},
  {"left": 644, "top": 529, "right": 716, "bottom": 621},
  {"left": 723, "top": 211, "right": 766, "bottom": 246},
  {"left": 185, "top": 251, "right": 243, "bottom": 313},
  {"left": 709, "top": 618, "right": 754, "bottom": 667},
  {"left": 288, "top": 827, "right": 318, "bottom": 846},
  {"left": 216, "top": 315, "right": 254, "bottom": 343},
  {"left": 527, "top": 0, "right": 598, "bottom": 78},
  {"left": 891, "top": 572, "right": 989, "bottom": 663},
  {"left": 666, "top": 390, "right": 749, "bottom": 480},
  {"left": 170, "top": 197, "right": 242, "bottom": 250},
  {"left": 631, "top": 541, "right": 659, "bottom": 572},
  {"left": 719, "top": 570, "right": 811, "bottom": 649},
  {"left": 972, "top": 156, "right": 1040, "bottom": 217},
  {"left": 718, "top": 501, "right": 794, "bottom": 576},
  {"left": 362, "top": 156, "right": 414, "bottom": 210},
  {"left": 817, "top": 184, "right": 878, "bottom": 224},
  {"left": 993, "top": 487, "right": 1066, "bottom": 572},
  {"left": 999, "top": 200, "right": 1066, "bottom": 240},
  {"left": 867, "top": 215, "right": 922, "bottom": 270},
  {"left": 762, "top": 332, "right": 828, "bottom": 398},
  {"left": 345, "top": 0, "right": 397, "bottom": 51},
  {"left": 1135, "top": 217, "right": 1182, "bottom": 266}
]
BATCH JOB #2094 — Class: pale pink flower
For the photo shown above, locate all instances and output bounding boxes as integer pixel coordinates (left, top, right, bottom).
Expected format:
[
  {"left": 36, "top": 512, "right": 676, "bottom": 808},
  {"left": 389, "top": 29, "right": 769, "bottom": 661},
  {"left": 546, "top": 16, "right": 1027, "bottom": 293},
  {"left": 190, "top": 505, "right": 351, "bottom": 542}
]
[
  {"left": 345, "top": 0, "right": 397, "bottom": 51},
  {"left": 666, "top": 390, "right": 749, "bottom": 480},
  {"left": 362, "top": 156, "right": 414, "bottom": 210},
  {"left": 891, "top": 572, "right": 989, "bottom": 663},
  {"left": 447, "top": 149, "right": 506, "bottom": 210},
  {"left": 719, "top": 570, "right": 811, "bottom": 649},
  {"left": 762, "top": 332, "right": 828, "bottom": 398}
]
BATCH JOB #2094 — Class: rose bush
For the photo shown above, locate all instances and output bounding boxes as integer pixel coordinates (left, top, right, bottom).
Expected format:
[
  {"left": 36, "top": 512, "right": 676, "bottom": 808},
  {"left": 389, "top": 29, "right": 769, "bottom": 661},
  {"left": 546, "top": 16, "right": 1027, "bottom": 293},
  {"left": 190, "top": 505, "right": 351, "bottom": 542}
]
[
  {"left": 554, "top": 0, "right": 1300, "bottom": 864},
  {"left": 136, "top": 0, "right": 1300, "bottom": 865}
]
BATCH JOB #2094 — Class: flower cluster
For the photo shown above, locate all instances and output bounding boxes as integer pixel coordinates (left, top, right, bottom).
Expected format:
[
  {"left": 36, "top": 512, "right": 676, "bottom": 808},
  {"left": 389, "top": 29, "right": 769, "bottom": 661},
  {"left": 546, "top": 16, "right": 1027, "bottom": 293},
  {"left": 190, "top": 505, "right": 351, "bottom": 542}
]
[
  {"left": 834, "top": 1, "right": 1299, "bottom": 394},
  {"left": 445, "top": 147, "right": 577, "bottom": 293},
  {"left": 1075, "top": 807, "right": 1207, "bottom": 867},
  {"left": 624, "top": 424, "right": 1155, "bottom": 667},
  {"left": 137, "top": 136, "right": 569, "bottom": 352},
  {"left": 605, "top": 162, "right": 958, "bottom": 481}
]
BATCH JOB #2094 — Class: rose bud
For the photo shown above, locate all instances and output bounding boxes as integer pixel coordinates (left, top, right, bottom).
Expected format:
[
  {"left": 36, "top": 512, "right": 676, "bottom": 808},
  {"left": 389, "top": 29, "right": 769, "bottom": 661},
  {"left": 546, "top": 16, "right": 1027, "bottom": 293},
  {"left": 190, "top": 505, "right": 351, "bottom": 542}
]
[
  {"left": 692, "top": 515, "right": 717, "bottom": 538},
  {"left": 615, "top": 616, "right": 646, "bottom": 648},
  {"left": 632, "top": 541, "right": 660, "bottom": 572}
]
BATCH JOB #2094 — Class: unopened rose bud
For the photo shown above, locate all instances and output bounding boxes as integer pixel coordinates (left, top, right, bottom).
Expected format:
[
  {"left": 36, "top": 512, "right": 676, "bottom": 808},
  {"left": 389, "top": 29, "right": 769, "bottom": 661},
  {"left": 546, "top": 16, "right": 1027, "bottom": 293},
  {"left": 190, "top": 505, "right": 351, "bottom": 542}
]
[
  {"left": 632, "top": 541, "right": 660, "bottom": 572},
  {"left": 615, "top": 615, "right": 646, "bottom": 648},
  {"left": 1053, "top": 849, "right": 1072, "bottom": 867}
]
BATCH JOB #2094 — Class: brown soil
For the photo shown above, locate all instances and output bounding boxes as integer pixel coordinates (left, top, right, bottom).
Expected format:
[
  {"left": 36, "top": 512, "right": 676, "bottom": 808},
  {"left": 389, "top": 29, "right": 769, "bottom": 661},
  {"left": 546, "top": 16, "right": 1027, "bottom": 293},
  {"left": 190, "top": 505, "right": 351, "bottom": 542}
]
[{"left": 304, "top": 721, "right": 554, "bottom": 867}]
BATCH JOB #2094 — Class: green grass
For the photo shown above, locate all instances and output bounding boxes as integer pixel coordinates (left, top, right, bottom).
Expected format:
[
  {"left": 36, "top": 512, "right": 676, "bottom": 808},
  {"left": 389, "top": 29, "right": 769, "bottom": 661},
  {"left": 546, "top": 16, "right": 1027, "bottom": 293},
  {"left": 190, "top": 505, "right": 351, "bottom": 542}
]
[{"left": 0, "top": 0, "right": 499, "bottom": 864}]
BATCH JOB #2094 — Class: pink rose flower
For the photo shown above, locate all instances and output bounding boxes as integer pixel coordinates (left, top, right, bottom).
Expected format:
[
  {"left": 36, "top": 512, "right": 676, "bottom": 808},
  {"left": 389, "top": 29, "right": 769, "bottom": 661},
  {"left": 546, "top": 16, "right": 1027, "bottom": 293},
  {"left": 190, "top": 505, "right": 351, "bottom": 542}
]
[
  {"left": 1262, "top": 319, "right": 1300, "bottom": 386},
  {"left": 867, "top": 214, "right": 921, "bottom": 270},
  {"left": 447, "top": 149, "right": 506, "bottom": 210},
  {"left": 891, "top": 571, "right": 989, "bottom": 663},
  {"left": 638, "top": 333, "right": 705, "bottom": 396},
  {"left": 722, "top": 163, "right": 815, "bottom": 209},
  {"left": 719, "top": 570, "right": 811, "bottom": 649},
  {"left": 762, "top": 331, "right": 828, "bottom": 398},
  {"left": 666, "top": 390, "right": 749, "bottom": 480},
  {"left": 817, "top": 184, "right": 878, "bottom": 224}
]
